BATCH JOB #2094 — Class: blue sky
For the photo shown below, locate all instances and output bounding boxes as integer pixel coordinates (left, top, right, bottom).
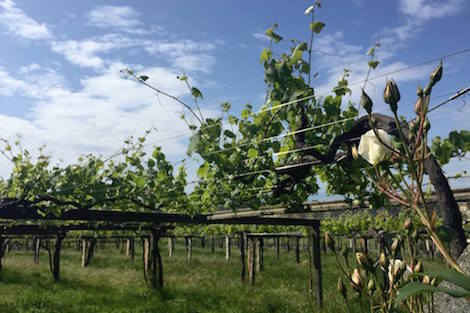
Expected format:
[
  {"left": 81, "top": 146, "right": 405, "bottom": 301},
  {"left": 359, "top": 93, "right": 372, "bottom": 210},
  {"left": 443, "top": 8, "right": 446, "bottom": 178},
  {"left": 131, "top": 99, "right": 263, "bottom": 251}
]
[{"left": 0, "top": 0, "right": 469, "bottom": 192}]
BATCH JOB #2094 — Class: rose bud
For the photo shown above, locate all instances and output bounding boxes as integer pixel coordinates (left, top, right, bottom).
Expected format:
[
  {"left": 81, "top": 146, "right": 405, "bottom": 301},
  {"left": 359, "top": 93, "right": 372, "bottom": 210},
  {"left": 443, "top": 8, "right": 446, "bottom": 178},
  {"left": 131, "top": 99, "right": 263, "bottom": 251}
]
[
  {"left": 430, "top": 61, "right": 443, "bottom": 86},
  {"left": 417, "top": 84, "right": 423, "bottom": 97},
  {"left": 379, "top": 252, "right": 388, "bottom": 269},
  {"left": 356, "top": 252, "right": 374, "bottom": 272},
  {"left": 423, "top": 118, "right": 430, "bottom": 132},
  {"left": 414, "top": 261, "right": 423, "bottom": 273},
  {"left": 391, "top": 238, "right": 400, "bottom": 255},
  {"left": 414, "top": 97, "right": 423, "bottom": 115},
  {"left": 384, "top": 79, "right": 400, "bottom": 113},
  {"left": 422, "top": 275, "right": 431, "bottom": 284},
  {"left": 351, "top": 269, "right": 363, "bottom": 292}
]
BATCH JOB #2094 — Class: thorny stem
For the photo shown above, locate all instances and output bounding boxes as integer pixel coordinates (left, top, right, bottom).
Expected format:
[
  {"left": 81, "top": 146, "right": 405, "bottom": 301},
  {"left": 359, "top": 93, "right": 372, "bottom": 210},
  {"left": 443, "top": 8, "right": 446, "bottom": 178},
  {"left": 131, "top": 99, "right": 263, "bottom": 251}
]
[
  {"left": 391, "top": 108, "right": 463, "bottom": 273},
  {"left": 384, "top": 166, "right": 412, "bottom": 201}
]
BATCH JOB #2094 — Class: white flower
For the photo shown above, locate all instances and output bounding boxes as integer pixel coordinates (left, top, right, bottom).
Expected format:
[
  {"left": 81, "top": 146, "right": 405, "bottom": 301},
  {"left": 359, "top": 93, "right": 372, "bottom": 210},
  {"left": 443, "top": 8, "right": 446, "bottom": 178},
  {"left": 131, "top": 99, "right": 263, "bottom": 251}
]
[
  {"left": 304, "top": 5, "right": 314, "bottom": 15},
  {"left": 357, "top": 129, "right": 392, "bottom": 166}
]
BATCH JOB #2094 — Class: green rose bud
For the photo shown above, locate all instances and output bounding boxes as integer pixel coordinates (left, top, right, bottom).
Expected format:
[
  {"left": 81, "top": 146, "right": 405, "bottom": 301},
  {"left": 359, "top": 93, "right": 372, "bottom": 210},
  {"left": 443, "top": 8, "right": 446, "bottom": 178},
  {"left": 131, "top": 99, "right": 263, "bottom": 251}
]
[
  {"left": 356, "top": 252, "right": 374, "bottom": 272},
  {"left": 417, "top": 84, "right": 423, "bottom": 97},
  {"left": 414, "top": 261, "right": 423, "bottom": 273},
  {"left": 351, "top": 269, "right": 363, "bottom": 292},
  {"left": 423, "top": 118, "right": 430, "bottom": 132},
  {"left": 391, "top": 238, "right": 400, "bottom": 255},
  {"left": 414, "top": 97, "right": 423, "bottom": 115},
  {"left": 384, "top": 79, "right": 401, "bottom": 113},
  {"left": 367, "top": 279, "right": 375, "bottom": 295},
  {"left": 430, "top": 60, "right": 443, "bottom": 86},
  {"left": 379, "top": 252, "right": 388, "bottom": 269}
]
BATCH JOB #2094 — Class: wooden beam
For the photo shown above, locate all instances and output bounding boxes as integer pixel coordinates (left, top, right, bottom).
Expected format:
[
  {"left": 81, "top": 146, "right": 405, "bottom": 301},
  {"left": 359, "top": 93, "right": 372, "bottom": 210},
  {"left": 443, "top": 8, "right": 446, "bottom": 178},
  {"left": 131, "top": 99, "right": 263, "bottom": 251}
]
[
  {"left": 0, "top": 205, "right": 319, "bottom": 227},
  {"left": 311, "top": 223, "right": 323, "bottom": 307}
]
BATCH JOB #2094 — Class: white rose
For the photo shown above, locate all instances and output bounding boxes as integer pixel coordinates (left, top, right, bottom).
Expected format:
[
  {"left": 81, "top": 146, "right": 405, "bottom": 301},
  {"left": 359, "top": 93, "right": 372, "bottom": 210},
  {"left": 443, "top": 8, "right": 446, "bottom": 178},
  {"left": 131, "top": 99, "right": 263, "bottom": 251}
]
[{"left": 357, "top": 129, "right": 392, "bottom": 166}]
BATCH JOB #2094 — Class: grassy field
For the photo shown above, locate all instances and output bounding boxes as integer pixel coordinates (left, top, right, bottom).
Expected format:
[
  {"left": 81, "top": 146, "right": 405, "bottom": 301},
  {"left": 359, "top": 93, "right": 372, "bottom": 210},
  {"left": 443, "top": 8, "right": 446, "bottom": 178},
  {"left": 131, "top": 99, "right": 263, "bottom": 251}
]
[{"left": 0, "top": 239, "right": 444, "bottom": 313}]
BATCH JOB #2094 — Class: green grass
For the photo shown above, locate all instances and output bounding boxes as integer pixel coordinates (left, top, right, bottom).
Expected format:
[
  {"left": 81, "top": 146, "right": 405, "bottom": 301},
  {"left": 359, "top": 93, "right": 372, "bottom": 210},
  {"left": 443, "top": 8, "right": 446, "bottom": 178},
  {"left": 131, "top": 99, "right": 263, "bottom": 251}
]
[{"left": 0, "top": 241, "right": 444, "bottom": 313}]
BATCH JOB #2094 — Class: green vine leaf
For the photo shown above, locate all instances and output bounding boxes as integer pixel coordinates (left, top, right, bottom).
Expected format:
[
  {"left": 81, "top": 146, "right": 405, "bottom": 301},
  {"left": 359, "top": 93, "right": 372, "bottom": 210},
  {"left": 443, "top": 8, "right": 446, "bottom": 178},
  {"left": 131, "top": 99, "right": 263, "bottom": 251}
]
[{"left": 310, "top": 21, "right": 325, "bottom": 33}]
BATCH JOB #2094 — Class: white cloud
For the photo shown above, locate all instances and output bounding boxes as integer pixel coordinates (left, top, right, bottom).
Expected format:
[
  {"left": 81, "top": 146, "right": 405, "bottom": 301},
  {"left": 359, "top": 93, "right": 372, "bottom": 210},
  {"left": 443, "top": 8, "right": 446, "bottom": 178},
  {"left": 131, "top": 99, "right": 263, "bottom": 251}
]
[
  {"left": 51, "top": 34, "right": 138, "bottom": 69},
  {"left": 145, "top": 40, "right": 216, "bottom": 73},
  {"left": 86, "top": 5, "right": 160, "bottom": 35},
  {"left": 0, "top": 65, "right": 63, "bottom": 98},
  {"left": 87, "top": 5, "right": 140, "bottom": 28},
  {"left": 0, "top": 62, "right": 216, "bottom": 177},
  {"left": 399, "top": 0, "right": 463, "bottom": 20},
  {"left": 0, "top": 0, "right": 51, "bottom": 40},
  {"left": 310, "top": 31, "right": 434, "bottom": 113},
  {"left": 51, "top": 34, "right": 217, "bottom": 73}
]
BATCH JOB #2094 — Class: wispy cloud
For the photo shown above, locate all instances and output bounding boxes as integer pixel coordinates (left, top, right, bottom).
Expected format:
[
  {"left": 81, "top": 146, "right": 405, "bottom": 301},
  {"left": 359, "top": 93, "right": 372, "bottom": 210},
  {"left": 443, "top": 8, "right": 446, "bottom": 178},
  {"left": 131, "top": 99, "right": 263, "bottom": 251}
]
[
  {"left": 0, "top": 65, "right": 63, "bottom": 98},
  {"left": 51, "top": 34, "right": 218, "bottom": 73},
  {"left": 0, "top": 62, "right": 207, "bottom": 177},
  {"left": 51, "top": 34, "right": 138, "bottom": 69},
  {"left": 144, "top": 40, "right": 217, "bottom": 73},
  {"left": 86, "top": 5, "right": 161, "bottom": 35},
  {"left": 0, "top": 0, "right": 51, "bottom": 40},
  {"left": 399, "top": 0, "right": 464, "bottom": 20}
]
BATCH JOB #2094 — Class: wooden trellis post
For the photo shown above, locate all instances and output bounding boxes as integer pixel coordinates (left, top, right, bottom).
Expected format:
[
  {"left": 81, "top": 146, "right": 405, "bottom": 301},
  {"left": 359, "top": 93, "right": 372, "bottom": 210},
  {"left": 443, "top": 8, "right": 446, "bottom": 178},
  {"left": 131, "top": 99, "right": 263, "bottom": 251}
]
[
  {"left": 186, "top": 236, "right": 192, "bottom": 261},
  {"left": 359, "top": 237, "right": 368, "bottom": 254},
  {"left": 46, "top": 232, "right": 66, "bottom": 281},
  {"left": 295, "top": 237, "right": 300, "bottom": 263},
  {"left": 149, "top": 229, "right": 163, "bottom": 289},
  {"left": 311, "top": 223, "right": 323, "bottom": 307},
  {"left": 255, "top": 237, "right": 263, "bottom": 272},
  {"left": 247, "top": 236, "right": 255, "bottom": 284},
  {"left": 350, "top": 238, "right": 356, "bottom": 254},
  {"left": 0, "top": 235, "right": 4, "bottom": 271},
  {"left": 240, "top": 233, "right": 245, "bottom": 282},
  {"left": 142, "top": 235, "right": 151, "bottom": 273},
  {"left": 211, "top": 235, "right": 215, "bottom": 253},
  {"left": 33, "top": 237, "right": 41, "bottom": 264},
  {"left": 81, "top": 238, "right": 90, "bottom": 267},
  {"left": 126, "top": 238, "right": 135, "bottom": 262},
  {"left": 320, "top": 237, "right": 327, "bottom": 254},
  {"left": 167, "top": 237, "right": 174, "bottom": 258},
  {"left": 274, "top": 236, "right": 280, "bottom": 261},
  {"left": 225, "top": 235, "right": 231, "bottom": 260}
]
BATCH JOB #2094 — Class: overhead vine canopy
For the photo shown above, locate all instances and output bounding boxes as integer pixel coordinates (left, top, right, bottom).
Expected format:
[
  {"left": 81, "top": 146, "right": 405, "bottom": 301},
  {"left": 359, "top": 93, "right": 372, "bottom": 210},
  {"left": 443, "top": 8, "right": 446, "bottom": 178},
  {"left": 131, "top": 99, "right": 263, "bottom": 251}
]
[{"left": 0, "top": 135, "right": 188, "bottom": 215}]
